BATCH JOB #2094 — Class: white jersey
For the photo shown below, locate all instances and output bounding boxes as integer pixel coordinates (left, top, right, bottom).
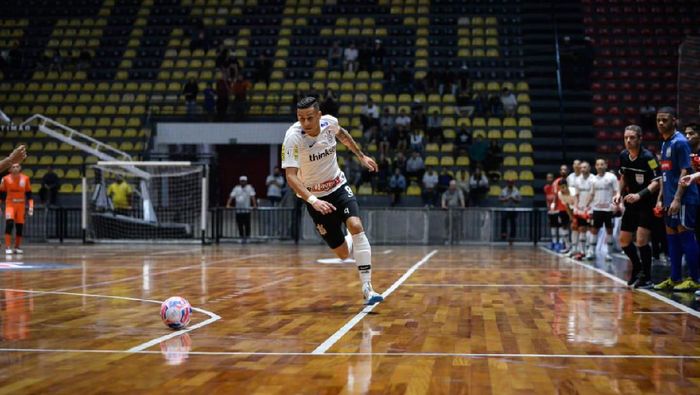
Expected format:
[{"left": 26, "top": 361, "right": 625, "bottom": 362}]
[
  {"left": 566, "top": 172, "right": 579, "bottom": 195},
  {"left": 574, "top": 174, "right": 593, "bottom": 211},
  {"left": 281, "top": 114, "right": 347, "bottom": 197},
  {"left": 590, "top": 172, "right": 619, "bottom": 212}
]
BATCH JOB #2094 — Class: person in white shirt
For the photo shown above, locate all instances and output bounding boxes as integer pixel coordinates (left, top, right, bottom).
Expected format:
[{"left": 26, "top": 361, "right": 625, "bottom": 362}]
[
  {"left": 360, "top": 98, "right": 380, "bottom": 130},
  {"left": 589, "top": 158, "right": 620, "bottom": 260},
  {"left": 421, "top": 166, "right": 439, "bottom": 207},
  {"left": 226, "top": 175, "right": 257, "bottom": 241},
  {"left": 282, "top": 96, "right": 383, "bottom": 305},
  {"left": 343, "top": 43, "right": 359, "bottom": 72},
  {"left": 468, "top": 167, "right": 489, "bottom": 206},
  {"left": 565, "top": 159, "right": 582, "bottom": 256},
  {"left": 265, "top": 166, "right": 285, "bottom": 206},
  {"left": 499, "top": 88, "right": 518, "bottom": 117},
  {"left": 573, "top": 161, "right": 594, "bottom": 259}
]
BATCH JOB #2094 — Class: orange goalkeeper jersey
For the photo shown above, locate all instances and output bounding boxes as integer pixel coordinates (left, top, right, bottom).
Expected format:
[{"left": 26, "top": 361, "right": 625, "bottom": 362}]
[{"left": 1, "top": 173, "right": 31, "bottom": 204}]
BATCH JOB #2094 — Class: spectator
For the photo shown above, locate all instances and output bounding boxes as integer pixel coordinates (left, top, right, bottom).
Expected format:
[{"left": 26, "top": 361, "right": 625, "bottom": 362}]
[
  {"left": 426, "top": 110, "right": 442, "bottom": 142},
  {"left": 409, "top": 129, "right": 425, "bottom": 154},
  {"left": 454, "top": 168, "right": 470, "bottom": 204},
  {"left": 379, "top": 107, "right": 394, "bottom": 133},
  {"left": 107, "top": 175, "right": 133, "bottom": 216},
  {"left": 328, "top": 41, "right": 343, "bottom": 71},
  {"left": 395, "top": 108, "right": 411, "bottom": 132},
  {"left": 398, "top": 62, "right": 414, "bottom": 93},
  {"left": 265, "top": 166, "right": 284, "bottom": 206},
  {"left": 190, "top": 27, "right": 209, "bottom": 51},
  {"left": 375, "top": 154, "right": 391, "bottom": 192},
  {"left": 456, "top": 124, "right": 472, "bottom": 152},
  {"left": 360, "top": 98, "right": 380, "bottom": 130},
  {"left": 252, "top": 52, "right": 272, "bottom": 85},
  {"left": 358, "top": 42, "right": 371, "bottom": 71},
  {"left": 226, "top": 175, "right": 257, "bottom": 242},
  {"left": 393, "top": 151, "right": 407, "bottom": 174},
  {"left": 77, "top": 49, "right": 91, "bottom": 70},
  {"left": 343, "top": 154, "right": 362, "bottom": 189},
  {"left": 343, "top": 42, "right": 359, "bottom": 72},
  {"left": 388, "top": 168, "right": 406, "bottom": 206},
  {"left": 181, "top": 78, "right": 199, "bottom": 117},
  {"left": 485, "top": 140, "right": 503, "bottom": 175},
  {"left": 231, "top": 74, "right": 251, "bottom": 120},
  {"left": 215, "top": 46, "right": 230, "bottom": 71},
  {"left": 488, "top": 93, "right": 502, "bottom": 116},
  {"left": 442, "top": 180, "right": 465, "bottom": 209},
  {"left": 320, "top": 89, "right": 339, "bottom": 116},
  {"left": 468, "top": 166, "right": 489, "bottom": 206},
  {"left": 406, "top": 151, "right": 425, "bottom": 180},
  {"left": 422, "top": 165, "right": 439, "bottom": 207},
  {"left": 370, "top": 39, "right": 385, "bottom": 71},
  {"left": 499, "top": 179, "right": 522, "bottom": 244},
  {"left": 468, "top": 135, "right": 489, "bottom": 169},
  {"left": 437, "top": 167, "right": 453, "bottom": 195},
  {"left": 203, "top": 82, "right": 216, "bottom": 117},
  {"left": 215, "top": 71, "right": 230, "bottom": 120},
  {"left": 377, "top": 125, "right": 391, "bottom": 157},
  {"left": 500, "top": 88, "right": 518, "bottom": 117},
  {"left": 49, "top": 50, "right": 63, "bottom": 73},
  {"left": 39, "top": 165, "right": 60, "bottom": 206},
  {"left": 228, "top": 55, "right": 243, "bottom": 81}
]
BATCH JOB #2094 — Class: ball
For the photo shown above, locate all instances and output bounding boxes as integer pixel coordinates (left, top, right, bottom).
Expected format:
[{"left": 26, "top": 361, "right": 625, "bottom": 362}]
[{"left": 160, "top": 296, "right": 192, "bottom": 330}]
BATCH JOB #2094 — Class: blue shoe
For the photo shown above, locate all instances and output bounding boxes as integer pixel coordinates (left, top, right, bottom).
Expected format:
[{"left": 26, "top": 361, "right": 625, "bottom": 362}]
[
  {"left": 362, "top": 283, "right": 384, "bottom": 305},
  {"left": 554, "top": 242, "right": 562, "bottom": 252}
]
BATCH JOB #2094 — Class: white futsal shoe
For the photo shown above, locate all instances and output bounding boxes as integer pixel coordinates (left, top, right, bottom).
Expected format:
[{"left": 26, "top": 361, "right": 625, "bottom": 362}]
[
  {"left": 362, "top": 283, "right": 384, "bottom": 305},
  {"left": 4, "top": 248, "right": 12, "bottom": 255},
  {"left": 13, "top": 248, "right": 23, "bottom": 254}
]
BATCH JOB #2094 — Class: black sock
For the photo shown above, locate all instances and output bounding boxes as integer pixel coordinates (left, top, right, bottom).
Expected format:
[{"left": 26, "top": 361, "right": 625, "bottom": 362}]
[
  {"left": 622, "top": 244, "right": 641, "bottom": 284},
  {"left": 638, "top": 244, "right": 652, "bottom": 281}
]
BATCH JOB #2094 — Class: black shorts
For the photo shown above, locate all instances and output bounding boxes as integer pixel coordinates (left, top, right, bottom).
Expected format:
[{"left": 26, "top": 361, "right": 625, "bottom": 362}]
[
  {"left": 620, "top": 202, "right": 654, "bottom": 233},
  {"left": 573, "top": 214, "right": 590, "bottom": 228},
  {"left": 306, "top": 183, "right": 360, "bottom": 249},
  {"left": 548, "top": 212, "right": 570, "bottom": 227},
  {"left": 592, "top": 211, "right": 613, "bottom": 230}
]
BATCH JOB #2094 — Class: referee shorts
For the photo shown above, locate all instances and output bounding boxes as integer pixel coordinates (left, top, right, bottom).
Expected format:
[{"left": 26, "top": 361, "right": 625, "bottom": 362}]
[{"left": 620, "top": 202, "right": 655, "bottom": 233}]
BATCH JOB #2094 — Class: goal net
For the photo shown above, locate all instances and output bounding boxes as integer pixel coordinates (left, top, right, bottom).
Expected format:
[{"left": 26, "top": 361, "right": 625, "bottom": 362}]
[{"left": 84, "top": 161, "right": 206, "bottom": 242}]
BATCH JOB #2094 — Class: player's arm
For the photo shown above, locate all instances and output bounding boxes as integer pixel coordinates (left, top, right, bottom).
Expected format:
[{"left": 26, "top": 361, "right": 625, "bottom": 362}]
[
  {"left": 25, "top": 177, "right": 33, "bottom": 215},
  {"left": 336, "top": 126, "right": 378, "bottom": 172},
  {"left": 284, "top": 167, "right": 335, "bottom": 215},
  {"left": 250, "top": 189, "right": 257, "bottom": 208},
  {"left": 0, "top": 145, "right": 27, "bottom": 172},
  {"left": 614, "top": 175, "right": 625, "bottom": 205},
  {"left": 0, "top": 178, "right": 5, "bottom": 206}
]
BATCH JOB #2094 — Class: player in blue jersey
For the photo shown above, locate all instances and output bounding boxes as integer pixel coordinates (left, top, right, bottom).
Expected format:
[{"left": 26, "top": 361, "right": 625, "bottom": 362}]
[{"left": 654, "top": 107, "right": 700, "bottom": 291}]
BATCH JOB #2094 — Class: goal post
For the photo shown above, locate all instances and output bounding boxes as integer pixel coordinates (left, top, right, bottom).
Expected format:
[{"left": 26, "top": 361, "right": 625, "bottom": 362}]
[{"left": 82, "top": 161, "right": 208, "bottom": 243}]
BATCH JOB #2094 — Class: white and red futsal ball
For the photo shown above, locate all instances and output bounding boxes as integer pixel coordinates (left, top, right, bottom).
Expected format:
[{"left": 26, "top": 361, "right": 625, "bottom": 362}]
[{"left": 160, "top": 296, "right": 192, "bottom": 329}]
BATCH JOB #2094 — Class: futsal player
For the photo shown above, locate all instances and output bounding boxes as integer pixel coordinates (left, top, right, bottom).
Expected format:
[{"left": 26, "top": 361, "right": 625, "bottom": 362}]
[
  {"left": 0, "top": 163, "right": 33, "bottom": 254},
  {"left": 589, "top": 158, "right": 619, "bottom": 260},
  {"left": 654, "top": 107, "right": 700, "bottom": 291},
  {"left": 550, "top": 166, "right": 571, "bottom": 252},
  {"left": 572, "top": 161, "right": 593, "bottom": 259},
  {"left": 613, "top": 125, "right": 660, "bottom": 287},
  {"left": 282, "top": 96, "right": 384, "bottom": 305}
]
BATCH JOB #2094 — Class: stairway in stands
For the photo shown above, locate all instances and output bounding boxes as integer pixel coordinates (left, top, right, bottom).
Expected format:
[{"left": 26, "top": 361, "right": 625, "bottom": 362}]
[{"left": 521, "top": 0, "right": 594, "bottom": 203}]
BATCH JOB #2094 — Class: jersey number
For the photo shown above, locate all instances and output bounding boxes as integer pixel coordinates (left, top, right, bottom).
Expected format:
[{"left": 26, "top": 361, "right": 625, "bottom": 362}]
[{"left": 345, "top": 186, "right": 354, "bottom": 198}]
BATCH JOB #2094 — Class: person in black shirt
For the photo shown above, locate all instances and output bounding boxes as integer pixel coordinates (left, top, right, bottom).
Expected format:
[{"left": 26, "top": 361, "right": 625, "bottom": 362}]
[
  {"left": 39, "top": 166, "right": 60, "bottom": 206},
  {"left": 612, "top": 125, "right": 661, "bottom": 288}
]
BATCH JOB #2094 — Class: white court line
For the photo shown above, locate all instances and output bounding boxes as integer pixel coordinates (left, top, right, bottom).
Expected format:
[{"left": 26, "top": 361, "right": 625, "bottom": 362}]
[
  {"left": 539, "top": 247, "right": 700, "bottom": 320},
  {"left": 1, "top": 348, "right": 700, "bottom": 360},
  {"left": 312, "top": 249, "right": 438, "bottom": 355},
  {"left": 406, "top": 283, "right": 625, "bottom": 289},
  {"left": 0, "top": 288, "right": 221, "bottom": 353},
  {"left": 382, "top": 249, "right": 393, "bottom": 255}
]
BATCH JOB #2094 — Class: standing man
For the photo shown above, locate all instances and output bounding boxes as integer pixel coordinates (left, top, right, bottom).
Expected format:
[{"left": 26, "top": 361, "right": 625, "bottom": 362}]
[
  {"left": 282, "top": 96, "right": 383, "bottom": 305},
  {"left": 588, "top": 158, "right": 619, "bottom": 260},
  {"left": 566, "top": 159, "right": 581, "bottom": 255},
  {"left": 107, "top": 175, "right": 132, "bottom": 216},
  {"left": 654, "top": 107, "right": 700, "bottom": 291},
  {"left": 614, "top": 125, "right": 660, "bottom": 287},
  {"left": 499, "top": 179, "right": 521, "bottom": 244},
  {"left": 0, "top": 164, "right": 33, "bottom": 254},
  {"left": 551, "top": 165, "right": 571, "bottom": 253},
  {"left": 227, "top": 175, "right": 257, "bottom": 242},
  {"left": 265, "top": 166, "right": 285, "bottom": 206},
  {"left": 572, "top": 161, "right": 593, "bottom": 259}
]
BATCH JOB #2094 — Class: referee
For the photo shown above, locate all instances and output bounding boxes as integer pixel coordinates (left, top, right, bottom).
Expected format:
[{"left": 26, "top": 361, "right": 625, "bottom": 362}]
[{"left": 612, "top": 125, "right": 661, "bottom": 288}]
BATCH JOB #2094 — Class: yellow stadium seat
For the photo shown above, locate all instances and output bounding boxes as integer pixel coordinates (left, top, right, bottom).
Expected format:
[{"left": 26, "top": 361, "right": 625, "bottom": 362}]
[
  {"left": 520, "top": 185, "right": 534, "bottom": 197},
  {"left": 473, "top": 129, "right": 486, "bottom": 139},
  {"left": 406, "top": 182, "right": 421, "bottom": 196},
  {"left": 425, "top": 156, "right": 439, "bottom": 166},
  {"left": 487, "top": 129, "right": 501, "bottom": 139},
  {"left": 519, "top": 130, "right": 533, "bottom": 139},
  {"left": 520, "top": 170, "right": 534, "bottom": 181},
  {"left": 441, "top": 118, "right": 455, "bottom": 128},
  {"left": 456, "top": 156, "right": 470, "bottom": 166},
  {"left": 516, "top": 82, "right": 529, "bottom": 91},
  {"left": 440, "top": 156, "right": 454, "bottom": 166},
  {"left": 425, "top": 143, "right": 439, "bottom": 152},
  {"left": 358, "top": 183, "right": 373, "bottom": 196},
  {"left": 443, "top": 129, "right": 456, "bottom": 139},
  {"left": 59, "top": 184, "right": 74, "bottom": 193},
  {"left": 519, "top": 143, "right": 533, "bottom": 153},
  {"left": 503, "top": 143, "right": 517, "bottom": 153},
  {"left": 503, "top": 117, "right": 517, "bottom": 127},
  {"left": 488, "top": 185, "right": 501, "bottom": 197},
  {"left": 517, "top": 105, "right": 531, "bottom": 116},
  {"left": 503, "top": 156, "right": 518, "bottom": 166},
  {"left": 441, "top": 143, "right": 454, "bottom": 153}
]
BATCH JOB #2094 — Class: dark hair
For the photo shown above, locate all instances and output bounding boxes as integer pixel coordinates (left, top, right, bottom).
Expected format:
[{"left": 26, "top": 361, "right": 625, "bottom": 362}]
[
  {"left": 657, "top": 106, "right": 677, "bottom": 118},
  {"left": 624, "top": 124, "right": 642, "bottom": 137},
  {"left": 296, "top": 96, "right": 319, "bottom": 110},
  {"left": 685, "top": 121, "right": 699, "bottom": 131}
]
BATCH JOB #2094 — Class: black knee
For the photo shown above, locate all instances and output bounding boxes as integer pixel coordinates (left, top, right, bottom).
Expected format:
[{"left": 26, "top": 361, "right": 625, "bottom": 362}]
[
  {"left": 14, "top": 223, "right": 23, "bottom": 237},
  {"left": 5, "top": 220, "right": 13, "bottom": 235}
]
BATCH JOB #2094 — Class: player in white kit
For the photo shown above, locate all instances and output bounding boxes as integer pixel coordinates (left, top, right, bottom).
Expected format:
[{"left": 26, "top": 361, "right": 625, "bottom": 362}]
[
  {"left": 588, "top": 158, "right": 620, "bottom": 260},
  {"left": 573, "top": 161, "right": 594, "bottom": 259},
  {"left": 282, "top": 97, "right": 384, "bottom": 305}
]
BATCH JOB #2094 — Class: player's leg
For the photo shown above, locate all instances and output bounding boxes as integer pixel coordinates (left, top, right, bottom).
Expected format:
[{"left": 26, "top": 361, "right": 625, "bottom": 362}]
[
  {"left": 4, "top": 205, "right": 15, "bottom": 254},
  {"left": 559, "top": 212, "right": 570, "bottom": 253},
  {"left": 13, "top": 205, "right": 25, "bottom": 253},
  {"left": 345, "top": 216, "right": 383, "bottom": 305},
  {"left": 634, "top": 224, "right": 653, "bottom": 288},
  {"left": 547, "top": 213, "right": 558, "bottom": 250},
  {"left": 603, "top": 212, "right": 614, "bottom": 260},
  {"left": 655, "top": 212, "right": 683, "bottom": 290},
  {"left": 672, "top": 205, "right": 700, "bottom": 291},
  {"left": 619, "top": 208, "right": 642, "bottom": 286}
]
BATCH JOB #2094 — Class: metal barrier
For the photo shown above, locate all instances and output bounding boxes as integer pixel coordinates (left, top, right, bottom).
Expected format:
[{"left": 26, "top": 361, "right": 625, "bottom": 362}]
[{"left": 24, "top": 206, "right": 551, "bottom": 244}]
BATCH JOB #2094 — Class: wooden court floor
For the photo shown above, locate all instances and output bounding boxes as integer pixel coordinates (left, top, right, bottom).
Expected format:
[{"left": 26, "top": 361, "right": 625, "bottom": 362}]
[{"left": 0, "top": 244, "right": 699, "bottom": 394}]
